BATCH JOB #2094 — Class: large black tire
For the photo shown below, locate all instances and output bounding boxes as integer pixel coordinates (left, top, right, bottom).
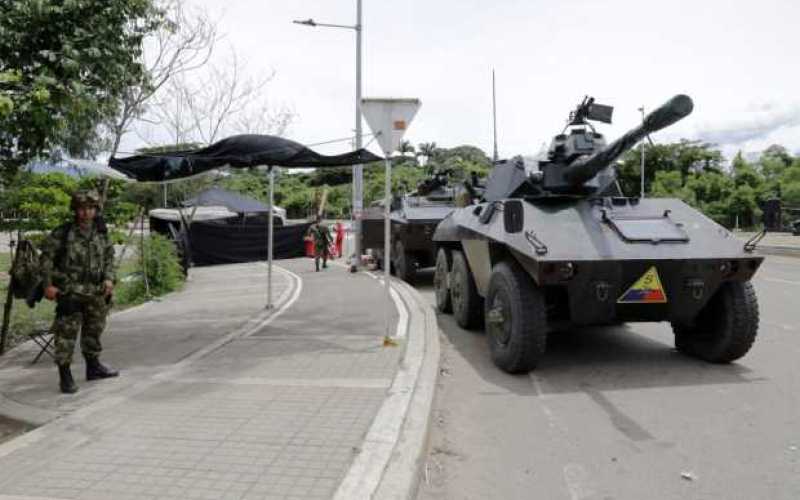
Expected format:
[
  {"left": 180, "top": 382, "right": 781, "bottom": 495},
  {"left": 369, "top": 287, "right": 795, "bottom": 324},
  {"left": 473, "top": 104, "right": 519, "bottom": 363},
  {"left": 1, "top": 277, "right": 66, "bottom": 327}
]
[
  {"left": 451, "top": 250, "right": 483, "bottom": 329},
  {"left": 485, "top": 260, "right": 548, "bottom": 373},
  {"left": 672, "top": 281, "right": 759, "bottom": 363},
  {"left": 433, "top": 248, "right": 452, "bottom": 313},
  {"left": 394, "top": 241, "right": 417, "bottom": 284}
]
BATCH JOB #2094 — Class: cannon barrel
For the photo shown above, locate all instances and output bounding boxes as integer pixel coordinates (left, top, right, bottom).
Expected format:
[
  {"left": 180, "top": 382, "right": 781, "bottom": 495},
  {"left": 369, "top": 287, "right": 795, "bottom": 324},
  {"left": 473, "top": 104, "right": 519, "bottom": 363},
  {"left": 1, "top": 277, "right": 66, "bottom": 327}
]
[{"left": 563, "top": 94, "right": 694, "bottom": 186}]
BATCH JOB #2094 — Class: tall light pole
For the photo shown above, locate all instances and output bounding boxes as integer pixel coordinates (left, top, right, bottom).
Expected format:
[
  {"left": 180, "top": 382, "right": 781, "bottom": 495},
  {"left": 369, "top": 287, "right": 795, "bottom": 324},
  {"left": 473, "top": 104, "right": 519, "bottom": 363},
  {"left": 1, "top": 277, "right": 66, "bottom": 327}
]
[
  {"left": 638, "top": 105, "right": 645, "bottom": 198},
  {"left": 293, "top": 0, "right": 364, "bottom": 272}
]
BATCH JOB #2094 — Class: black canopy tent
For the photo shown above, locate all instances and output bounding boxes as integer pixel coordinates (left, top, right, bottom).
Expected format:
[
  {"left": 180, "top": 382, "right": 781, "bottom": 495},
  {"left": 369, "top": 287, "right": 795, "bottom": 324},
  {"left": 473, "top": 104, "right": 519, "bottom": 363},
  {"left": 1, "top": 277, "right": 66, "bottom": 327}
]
[
  {"left": 109, "top": 134, "right": 380, "bottom": 182},
  {"left": 185, "top": 186, "right": 272, "bottom": 213},
  {"left": 149, "top": 186, "right": 301, "bottom": 266},
  {"left": 110, "top": 134, "right": 382, "bottom": 307}
]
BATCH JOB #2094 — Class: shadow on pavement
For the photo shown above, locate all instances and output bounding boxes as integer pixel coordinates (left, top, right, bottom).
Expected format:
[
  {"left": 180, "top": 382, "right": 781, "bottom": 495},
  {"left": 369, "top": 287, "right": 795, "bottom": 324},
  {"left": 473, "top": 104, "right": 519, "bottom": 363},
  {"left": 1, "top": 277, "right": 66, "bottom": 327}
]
[{"left": 426, "top": 280, "right": 758, "bottom": 396}]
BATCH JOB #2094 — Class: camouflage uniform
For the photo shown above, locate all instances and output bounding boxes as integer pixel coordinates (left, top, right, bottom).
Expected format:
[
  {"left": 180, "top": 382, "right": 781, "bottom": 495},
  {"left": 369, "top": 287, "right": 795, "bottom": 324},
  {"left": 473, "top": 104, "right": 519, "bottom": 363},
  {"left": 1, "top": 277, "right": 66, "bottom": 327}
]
[
  {"left": 40, "top": 196, "right": 115, "bottom": 366},
  {"left": 307, "top": 222, "right": 332, "bottom": 271}
]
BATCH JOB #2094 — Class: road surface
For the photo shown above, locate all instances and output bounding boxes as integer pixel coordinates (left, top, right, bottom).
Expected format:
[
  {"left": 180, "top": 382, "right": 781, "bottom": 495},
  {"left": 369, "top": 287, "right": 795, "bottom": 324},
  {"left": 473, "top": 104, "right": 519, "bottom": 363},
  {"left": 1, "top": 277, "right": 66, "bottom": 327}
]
[{"left": 417, "top": 255, "right": 800, "bottom": 500}]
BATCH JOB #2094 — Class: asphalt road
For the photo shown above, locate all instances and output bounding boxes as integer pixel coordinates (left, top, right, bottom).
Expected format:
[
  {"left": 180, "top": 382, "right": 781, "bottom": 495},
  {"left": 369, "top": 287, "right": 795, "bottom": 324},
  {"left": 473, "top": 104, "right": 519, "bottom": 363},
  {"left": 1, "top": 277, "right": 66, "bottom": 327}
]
[{"left": 416, "top": 255, "right": 800, "bottom": 500}]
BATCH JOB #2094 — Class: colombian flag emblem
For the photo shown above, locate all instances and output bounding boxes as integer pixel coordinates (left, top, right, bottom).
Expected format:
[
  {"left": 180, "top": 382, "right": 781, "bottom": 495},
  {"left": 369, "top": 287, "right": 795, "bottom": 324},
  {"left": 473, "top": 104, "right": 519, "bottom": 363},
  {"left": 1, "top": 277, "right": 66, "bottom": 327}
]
[{"left": 617, "top": 267, "right": 667, "bottom": 303}]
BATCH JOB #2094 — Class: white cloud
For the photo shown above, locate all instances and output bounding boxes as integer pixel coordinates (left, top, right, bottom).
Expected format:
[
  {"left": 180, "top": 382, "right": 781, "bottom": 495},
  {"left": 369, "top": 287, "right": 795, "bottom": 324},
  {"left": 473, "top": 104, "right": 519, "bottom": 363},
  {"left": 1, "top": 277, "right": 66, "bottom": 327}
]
[{"left": 693, "top": 104, "right": 800, "bottom": 146}]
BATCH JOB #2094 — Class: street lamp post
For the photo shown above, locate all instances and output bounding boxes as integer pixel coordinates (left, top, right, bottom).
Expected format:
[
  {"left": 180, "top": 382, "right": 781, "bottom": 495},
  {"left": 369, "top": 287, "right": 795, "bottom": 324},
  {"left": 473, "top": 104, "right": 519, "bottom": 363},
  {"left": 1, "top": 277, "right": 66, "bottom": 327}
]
[
  {"left": 638, "top": 105, "right": 645, "bottom": 198},
  {"left": 293, "top": 0, "right": 364, "bottom": 272}
]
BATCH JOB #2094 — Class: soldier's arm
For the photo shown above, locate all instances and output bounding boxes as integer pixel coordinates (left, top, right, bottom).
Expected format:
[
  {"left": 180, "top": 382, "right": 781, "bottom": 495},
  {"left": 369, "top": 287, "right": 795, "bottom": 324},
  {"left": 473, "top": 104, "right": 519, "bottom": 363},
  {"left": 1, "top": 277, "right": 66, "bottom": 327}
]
[{"left": 102, "top": 234, "right": 116, "bottom": 283}]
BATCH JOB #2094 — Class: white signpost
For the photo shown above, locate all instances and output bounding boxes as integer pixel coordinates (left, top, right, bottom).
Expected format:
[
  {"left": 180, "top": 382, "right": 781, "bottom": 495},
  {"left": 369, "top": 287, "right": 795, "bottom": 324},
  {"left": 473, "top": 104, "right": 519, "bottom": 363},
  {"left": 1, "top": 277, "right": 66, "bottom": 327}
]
[{"left": 361, "top": 98, "right": 421, "bottom": 339}]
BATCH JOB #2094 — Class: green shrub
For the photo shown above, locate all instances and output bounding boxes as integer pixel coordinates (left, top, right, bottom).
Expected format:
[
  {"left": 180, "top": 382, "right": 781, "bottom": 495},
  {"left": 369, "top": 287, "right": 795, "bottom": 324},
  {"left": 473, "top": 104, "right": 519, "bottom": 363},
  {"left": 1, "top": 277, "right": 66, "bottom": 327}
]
[
  {"left": 108, "top": 229, "right": 128, "bottom": 245},
  {"left": 115, "top": 233, "right": 184, "bottom": 305}
]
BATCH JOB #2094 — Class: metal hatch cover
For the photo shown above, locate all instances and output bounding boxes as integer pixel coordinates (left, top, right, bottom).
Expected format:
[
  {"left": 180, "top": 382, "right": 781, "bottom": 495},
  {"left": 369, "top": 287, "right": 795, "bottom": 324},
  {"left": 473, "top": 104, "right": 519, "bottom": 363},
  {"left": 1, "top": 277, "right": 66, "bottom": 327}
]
[{"left": 602, "top": 209, "right": 689, "bottom": 243}]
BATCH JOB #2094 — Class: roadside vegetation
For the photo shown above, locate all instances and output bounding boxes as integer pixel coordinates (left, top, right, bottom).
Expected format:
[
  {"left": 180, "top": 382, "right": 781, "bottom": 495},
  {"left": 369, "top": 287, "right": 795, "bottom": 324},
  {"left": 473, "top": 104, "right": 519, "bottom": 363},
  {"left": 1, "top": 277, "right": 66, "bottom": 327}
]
[{"left": 617, "top": 142, "right": 800, "bottom": 229}]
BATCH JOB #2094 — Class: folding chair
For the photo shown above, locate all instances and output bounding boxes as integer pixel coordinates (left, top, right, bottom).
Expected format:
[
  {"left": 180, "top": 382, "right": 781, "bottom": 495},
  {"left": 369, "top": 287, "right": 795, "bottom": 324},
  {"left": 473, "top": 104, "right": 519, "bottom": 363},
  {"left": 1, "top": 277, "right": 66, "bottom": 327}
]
[{"left": 29, "top": 329, "right": 55, "bottom": 364}]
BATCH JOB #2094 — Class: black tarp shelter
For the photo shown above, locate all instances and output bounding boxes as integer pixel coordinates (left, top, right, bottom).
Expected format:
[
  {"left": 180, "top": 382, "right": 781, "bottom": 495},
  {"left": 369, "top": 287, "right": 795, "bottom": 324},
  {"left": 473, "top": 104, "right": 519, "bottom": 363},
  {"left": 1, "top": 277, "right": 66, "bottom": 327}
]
[
  {"left": 109, "top": 134, "right": 380, "bottom": 182},
  {"left": 189, "top": 220, "right": 311, "bottom": 266},
  {"left": 150, "top": 187, "right": 301, "bottom": 265},
  {"left": 109, "top": 134, "right": 381, "bottom": 307}
]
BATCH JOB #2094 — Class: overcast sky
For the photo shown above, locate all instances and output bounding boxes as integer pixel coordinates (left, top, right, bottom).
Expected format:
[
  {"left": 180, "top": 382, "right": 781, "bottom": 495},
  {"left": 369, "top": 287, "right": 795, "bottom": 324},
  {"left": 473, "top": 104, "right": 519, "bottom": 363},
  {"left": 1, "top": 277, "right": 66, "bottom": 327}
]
[{"left": 130, "top": 0, "right": 800, "bottom": 161}]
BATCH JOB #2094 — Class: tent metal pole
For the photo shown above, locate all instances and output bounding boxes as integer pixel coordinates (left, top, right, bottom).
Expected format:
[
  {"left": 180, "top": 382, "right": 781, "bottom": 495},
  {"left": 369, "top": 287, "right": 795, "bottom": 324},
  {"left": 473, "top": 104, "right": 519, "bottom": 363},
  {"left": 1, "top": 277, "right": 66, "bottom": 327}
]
[
  {"left": 267, "top": 167, "right": 274, "bottom": 309},
  {"left": 383, "top": 157, "right": 391, "bottom": 338}
]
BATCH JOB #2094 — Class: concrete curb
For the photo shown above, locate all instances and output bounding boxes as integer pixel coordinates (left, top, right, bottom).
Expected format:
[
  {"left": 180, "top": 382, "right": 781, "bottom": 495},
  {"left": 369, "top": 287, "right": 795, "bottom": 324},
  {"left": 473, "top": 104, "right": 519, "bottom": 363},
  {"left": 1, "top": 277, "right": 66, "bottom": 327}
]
[
  {"left": 332, "top": 271, "right": 440, "bottom": 500},
  {"left": 373, "top": 279, "right": 441, "bottom": 500}
]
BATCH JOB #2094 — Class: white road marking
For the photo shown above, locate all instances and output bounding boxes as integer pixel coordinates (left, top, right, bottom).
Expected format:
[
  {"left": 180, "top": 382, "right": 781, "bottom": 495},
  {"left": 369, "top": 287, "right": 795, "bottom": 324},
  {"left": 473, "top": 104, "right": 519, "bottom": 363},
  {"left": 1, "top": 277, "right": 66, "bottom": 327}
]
[
  {"left": 531, "top": 375, "right": 596, "bottom": 499},
  {"left": 758, "top": 276, "right": 800, "bottom": 286},
  {"left": 529, "top": 373, "right": 568, "bottom": 434},
  {"left": 171, "top": 377, "right": 392, "bottom": 388},
  {"left": 241, "top": 266, "right": 303, "bottom": 337},
  {"left": 563, "top": 463, "right": 596, "bottom": 500}
]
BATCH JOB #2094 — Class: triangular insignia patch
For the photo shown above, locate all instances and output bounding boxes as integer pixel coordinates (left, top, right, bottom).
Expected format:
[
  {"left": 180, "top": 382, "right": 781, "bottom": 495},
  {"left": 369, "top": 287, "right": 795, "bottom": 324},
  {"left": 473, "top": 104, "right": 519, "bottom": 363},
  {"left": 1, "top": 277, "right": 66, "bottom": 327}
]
[{"left": 617, "top": 266, "right": 667, "bottom": 303}]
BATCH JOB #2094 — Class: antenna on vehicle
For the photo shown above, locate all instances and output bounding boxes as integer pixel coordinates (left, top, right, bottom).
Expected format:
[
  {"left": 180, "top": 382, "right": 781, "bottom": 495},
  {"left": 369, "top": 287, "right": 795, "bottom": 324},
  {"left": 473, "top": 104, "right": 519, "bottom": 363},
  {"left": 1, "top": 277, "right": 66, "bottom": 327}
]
[{"left": 492, "top": 69, "right": 499, "bottom": 163}]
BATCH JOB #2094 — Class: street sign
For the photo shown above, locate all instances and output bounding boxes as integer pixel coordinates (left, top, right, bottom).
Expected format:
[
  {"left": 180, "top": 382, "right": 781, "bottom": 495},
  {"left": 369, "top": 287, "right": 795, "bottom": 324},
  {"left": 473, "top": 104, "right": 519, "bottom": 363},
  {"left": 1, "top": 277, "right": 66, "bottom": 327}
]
[
  {"left": 360, "top": 97, "right": 421, "bottom": 341},
  {"left": 361, "top": 98, "right": 421, "bottom": 155}
]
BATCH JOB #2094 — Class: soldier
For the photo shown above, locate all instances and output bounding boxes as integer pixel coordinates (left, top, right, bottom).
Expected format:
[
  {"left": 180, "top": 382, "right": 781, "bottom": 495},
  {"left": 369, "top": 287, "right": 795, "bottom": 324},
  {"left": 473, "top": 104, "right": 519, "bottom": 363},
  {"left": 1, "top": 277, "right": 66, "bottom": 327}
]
[
  {"left": 40, "top": 189, "right": 119, "bottom": 394},
  {"left": 306, "top": 216, "right": 332, "bottom": 272}
]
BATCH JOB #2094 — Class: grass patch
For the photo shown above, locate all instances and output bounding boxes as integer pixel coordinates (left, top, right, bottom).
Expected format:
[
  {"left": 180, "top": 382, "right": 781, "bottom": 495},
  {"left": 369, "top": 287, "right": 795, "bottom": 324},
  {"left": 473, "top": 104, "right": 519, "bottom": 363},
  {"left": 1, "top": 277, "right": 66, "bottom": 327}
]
[{"left": 0, "top": 246, "right": 149, "bottom": 352}]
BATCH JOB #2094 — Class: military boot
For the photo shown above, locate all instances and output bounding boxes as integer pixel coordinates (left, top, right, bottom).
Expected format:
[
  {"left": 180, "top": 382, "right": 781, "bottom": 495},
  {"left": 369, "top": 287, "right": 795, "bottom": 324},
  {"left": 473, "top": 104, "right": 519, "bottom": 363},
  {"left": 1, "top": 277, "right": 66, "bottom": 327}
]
[
  {"left": 85, "top": 357, "right": 119, "bottom": 381},
  {"left": 58, "top": 365, "right": 78, "bottom": 394}
]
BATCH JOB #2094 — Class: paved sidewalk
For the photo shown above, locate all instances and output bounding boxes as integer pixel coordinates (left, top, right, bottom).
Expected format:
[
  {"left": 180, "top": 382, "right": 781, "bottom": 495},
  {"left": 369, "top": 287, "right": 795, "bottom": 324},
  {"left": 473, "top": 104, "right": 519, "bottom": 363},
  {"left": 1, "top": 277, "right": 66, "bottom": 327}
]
[
  {"left": 0, "top": 262, "right": 290, "bottom": 421},
  {"left": 0, "top": 258, "right": 437, "bottom": 500}
]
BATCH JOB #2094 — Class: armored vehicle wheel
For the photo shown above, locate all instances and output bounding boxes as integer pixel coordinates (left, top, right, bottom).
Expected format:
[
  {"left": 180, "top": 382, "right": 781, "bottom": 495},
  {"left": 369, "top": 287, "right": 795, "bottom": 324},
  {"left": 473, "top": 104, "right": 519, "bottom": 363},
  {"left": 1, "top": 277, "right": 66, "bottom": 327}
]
[
  {"left": 394, "top": 241, "right": 417, "bottom": 284},
  {"left": 451, "top": 250, "right": 483, "bottom": 329},
  {"left": 485, "top": 260, "right": 548, "bottom": 373},
  {"left": 434, "top": 248, "right": 452, "bottom": 313},
  {"left": 672, "top": 281, "right": 759, "bottom": 363}
]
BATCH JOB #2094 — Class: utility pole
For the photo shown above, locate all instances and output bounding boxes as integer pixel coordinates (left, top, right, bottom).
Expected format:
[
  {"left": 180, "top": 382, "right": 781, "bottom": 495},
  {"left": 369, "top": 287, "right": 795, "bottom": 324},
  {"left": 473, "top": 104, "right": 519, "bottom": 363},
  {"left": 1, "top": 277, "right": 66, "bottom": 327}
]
[
  {"left": 353, "top": 0, "right": 363, "bottom": 272},
  {"left": 293, "top": 0, "right": 364, "bottom": 272}
]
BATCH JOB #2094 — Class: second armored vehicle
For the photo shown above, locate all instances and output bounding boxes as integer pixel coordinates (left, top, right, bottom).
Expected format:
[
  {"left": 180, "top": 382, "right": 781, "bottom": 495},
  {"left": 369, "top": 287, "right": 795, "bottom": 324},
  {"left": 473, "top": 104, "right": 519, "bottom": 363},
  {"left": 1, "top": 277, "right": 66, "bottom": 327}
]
[
  {"left": 361, "top": 170, "right": 457, "bottom": 283},
  {"left": 433, "top": 94, "right": 763, "bottom": 373}
]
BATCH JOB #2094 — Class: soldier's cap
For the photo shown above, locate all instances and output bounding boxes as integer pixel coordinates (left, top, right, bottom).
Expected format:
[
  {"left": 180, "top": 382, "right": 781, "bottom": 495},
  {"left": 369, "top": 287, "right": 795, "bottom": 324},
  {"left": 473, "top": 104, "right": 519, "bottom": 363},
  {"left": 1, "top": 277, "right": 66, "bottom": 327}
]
[{"left": 71, "top": 189, "right": 101, "bottom": 209}]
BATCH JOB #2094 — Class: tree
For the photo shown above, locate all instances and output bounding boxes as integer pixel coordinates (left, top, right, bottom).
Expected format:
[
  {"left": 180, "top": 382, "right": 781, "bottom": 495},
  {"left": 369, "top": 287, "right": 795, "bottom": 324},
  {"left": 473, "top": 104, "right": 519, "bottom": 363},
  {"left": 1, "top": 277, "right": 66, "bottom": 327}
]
[
  {"left": 397, "top": 140, "right": 415, "bottom": 157},
  {"left": 617, "top": 140, "right": 724, "bottom": 196},
  {"left": 731, "top": 152, "right": 764, "bottom": 190},
  {"left": 105, "top": 0, "right": 217, "bottom": 156},
  {"left": 758, "top": 145, "right": 794, "bottom": 193},
  {"left": 427, "top": 145, "right": 491, "bottom": 178},
  {"left": 417, "top": 142, "right": 437, "bottom": 165},
  {"left": 142, "top": 49, "right": 293, "bottom": 146},
  {"left": 0, "top": 171, "right": 137, "bottom": 232},
  {"left": 780, "top": 163, "right": 800, "bottom": 208},
  {"left": 0, "top": 0, "right": 163, "bottom": 178}
]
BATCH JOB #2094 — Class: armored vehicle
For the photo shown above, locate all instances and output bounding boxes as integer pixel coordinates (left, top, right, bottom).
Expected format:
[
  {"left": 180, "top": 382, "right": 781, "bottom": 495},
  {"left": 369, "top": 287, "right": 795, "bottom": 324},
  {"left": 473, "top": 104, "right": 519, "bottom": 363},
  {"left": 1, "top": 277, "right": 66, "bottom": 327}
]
[
  {"left": 361, "top": 169, "right": 457, "bottom": 284},
  {"left": 433, "top": 94, "right": 764, "bottom": 373}
]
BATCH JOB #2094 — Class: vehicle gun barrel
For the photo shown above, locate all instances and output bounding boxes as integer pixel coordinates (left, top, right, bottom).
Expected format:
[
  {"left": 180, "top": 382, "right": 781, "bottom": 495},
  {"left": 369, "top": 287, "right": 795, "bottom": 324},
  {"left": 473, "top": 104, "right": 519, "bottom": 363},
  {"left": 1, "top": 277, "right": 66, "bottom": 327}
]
[{"left": 563, "top": 94, "right": 693, "bottom": 186}]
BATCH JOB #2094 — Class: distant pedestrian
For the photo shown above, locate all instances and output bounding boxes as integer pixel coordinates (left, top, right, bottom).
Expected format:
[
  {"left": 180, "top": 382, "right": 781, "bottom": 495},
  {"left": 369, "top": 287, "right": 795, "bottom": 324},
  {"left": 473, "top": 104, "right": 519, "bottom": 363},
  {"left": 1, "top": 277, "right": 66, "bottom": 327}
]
[
  {"left": 334, "top": 221, "right": 344, "bottom": 258},
  {"left": 40, "top": 189, "right": 119, "bottom": 394},
  {"left": 306, "top": 216, "right": 332, "bottom": 272}
]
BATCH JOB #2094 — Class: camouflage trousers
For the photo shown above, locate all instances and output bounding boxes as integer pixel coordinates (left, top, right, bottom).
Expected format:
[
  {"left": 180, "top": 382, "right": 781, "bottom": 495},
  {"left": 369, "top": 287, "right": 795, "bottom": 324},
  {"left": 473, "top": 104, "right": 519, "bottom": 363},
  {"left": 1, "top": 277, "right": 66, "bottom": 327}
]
[{"left": 51, "top": 294, "right": 110, "bottom": 366}]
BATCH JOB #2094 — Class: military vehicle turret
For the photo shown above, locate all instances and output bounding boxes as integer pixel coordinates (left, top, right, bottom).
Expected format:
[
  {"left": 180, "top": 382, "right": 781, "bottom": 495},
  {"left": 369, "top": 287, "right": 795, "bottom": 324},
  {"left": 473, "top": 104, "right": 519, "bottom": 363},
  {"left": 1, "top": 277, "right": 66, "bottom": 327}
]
[
  {"left": 361, "top": 169, "right": 457, "bottom": 284},
  {"left": 433, "top": 94, "right": 764, "bottom": 373}
]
